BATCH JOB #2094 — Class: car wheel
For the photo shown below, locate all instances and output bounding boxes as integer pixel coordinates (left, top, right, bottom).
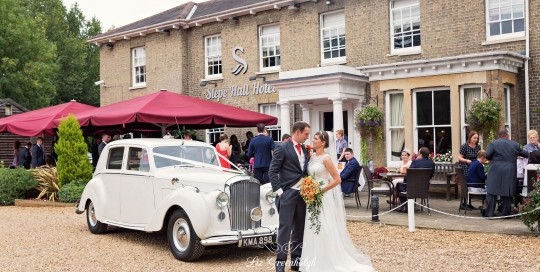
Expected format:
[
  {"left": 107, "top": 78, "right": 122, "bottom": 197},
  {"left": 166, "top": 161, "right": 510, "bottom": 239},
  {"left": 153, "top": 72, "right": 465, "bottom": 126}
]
[
  {"left": 167, "top": 209, "right": 204, "bottom": 261},
  {"left": 86, "top": 201, "right": 107, "bottom": 234}
]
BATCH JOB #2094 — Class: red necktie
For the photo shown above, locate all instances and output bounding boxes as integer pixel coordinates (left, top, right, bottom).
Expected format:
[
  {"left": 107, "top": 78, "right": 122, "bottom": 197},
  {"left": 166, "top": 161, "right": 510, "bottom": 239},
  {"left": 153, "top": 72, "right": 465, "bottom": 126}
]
[{"left": 296, "top": 144, "right": 302, "bottom": 155}]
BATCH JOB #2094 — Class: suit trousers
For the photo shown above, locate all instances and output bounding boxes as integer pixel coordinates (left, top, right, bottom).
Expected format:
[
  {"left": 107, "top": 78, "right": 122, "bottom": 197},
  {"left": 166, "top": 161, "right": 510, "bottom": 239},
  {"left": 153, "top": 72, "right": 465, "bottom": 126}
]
[
  {"left": 275, "top": 188, "right": 306, "bottom": 267},
  {"left": 486, "top": 193, "right": 512, "bottom": 217},
  {"left": 254, "top": 167, "right": 269, "bottom": 184}
]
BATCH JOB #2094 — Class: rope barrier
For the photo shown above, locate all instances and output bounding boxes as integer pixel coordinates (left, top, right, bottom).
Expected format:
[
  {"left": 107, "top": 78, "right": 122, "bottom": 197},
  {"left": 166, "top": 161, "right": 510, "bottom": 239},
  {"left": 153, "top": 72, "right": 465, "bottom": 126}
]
[{"left": 346, "top": 200, "right": 540, "bottom": 220}]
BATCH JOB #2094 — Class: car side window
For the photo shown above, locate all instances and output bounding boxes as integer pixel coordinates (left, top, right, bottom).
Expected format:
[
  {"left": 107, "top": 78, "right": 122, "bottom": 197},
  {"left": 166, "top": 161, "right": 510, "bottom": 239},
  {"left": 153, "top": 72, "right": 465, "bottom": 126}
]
[
  {"left": 127, "top": 147, "right": 149, "bottom": 172},
  {"left": 107, "top": 147, "right": 125, "bottom": 170}
]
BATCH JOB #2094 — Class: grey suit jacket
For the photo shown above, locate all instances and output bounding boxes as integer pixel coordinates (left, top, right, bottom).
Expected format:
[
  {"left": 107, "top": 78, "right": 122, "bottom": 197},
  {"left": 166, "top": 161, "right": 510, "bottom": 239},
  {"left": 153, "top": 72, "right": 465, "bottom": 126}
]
[
  {"left": 269, "top": 140, "right": 309, "bottom": 192},
  {"left": 486, "top": 138, "right": 528, "bottom": 196}
]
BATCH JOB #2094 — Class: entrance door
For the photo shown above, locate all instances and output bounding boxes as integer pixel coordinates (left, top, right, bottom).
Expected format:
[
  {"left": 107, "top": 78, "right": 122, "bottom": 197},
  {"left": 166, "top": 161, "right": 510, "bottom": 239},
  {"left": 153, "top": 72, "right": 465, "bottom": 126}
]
[{"left": 322, "top": 111, "right": 349, "bottom": 135}]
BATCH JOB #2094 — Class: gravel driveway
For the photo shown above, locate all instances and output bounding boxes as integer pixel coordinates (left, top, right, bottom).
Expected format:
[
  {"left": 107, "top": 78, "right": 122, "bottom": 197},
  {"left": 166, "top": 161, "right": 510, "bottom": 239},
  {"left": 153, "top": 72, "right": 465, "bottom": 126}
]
[{"left": 1, "top": 206, "right": 539, "bottom": 271}]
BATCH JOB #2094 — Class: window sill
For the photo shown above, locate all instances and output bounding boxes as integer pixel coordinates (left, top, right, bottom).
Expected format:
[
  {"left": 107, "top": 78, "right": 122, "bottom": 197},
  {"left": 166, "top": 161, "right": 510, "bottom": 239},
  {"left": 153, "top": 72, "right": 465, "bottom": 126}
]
[
  {"left": 201, "top": 77, "right": 223, "bottom": 82},
  {"left": 482, "top": 36, "right": 525, "bottom": 46},
  {"left": 387, "top": 50, "right": 422, "bottom": 57},
  {"left": 256, "top": 69, "right": 281, "bottom": 75},
  {"left": 129, "top": 85, "right": 147, "bottom": 90},
  {"left": 320, "top": 59, "right": 347, "bottom": 67}
]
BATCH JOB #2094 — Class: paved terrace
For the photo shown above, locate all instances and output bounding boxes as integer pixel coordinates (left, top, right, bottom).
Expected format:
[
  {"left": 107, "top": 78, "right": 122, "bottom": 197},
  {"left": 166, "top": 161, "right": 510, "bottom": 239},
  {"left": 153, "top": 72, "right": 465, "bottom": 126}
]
[{"left": 344, "top": 190, "right": 536, "bottom": 236}]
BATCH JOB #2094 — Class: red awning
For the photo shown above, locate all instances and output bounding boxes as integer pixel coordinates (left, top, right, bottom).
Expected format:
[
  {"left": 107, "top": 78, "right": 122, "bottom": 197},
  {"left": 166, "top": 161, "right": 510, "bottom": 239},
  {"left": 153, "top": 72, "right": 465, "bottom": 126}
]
[
  {"left": 57, "top": 90, "right": 277, "bottom": 131},
  {"left": 0, "top": 101, "right": 96, "bottom": 136}
]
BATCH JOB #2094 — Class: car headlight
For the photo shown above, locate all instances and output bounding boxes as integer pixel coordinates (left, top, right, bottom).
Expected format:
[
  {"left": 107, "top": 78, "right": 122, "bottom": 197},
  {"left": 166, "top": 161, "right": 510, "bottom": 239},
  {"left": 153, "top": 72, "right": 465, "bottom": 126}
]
[
  {"left": 250, "top": 207, "right": 262, "bottom": 222},
  {"left": 265, "top": 190, "right": 277, "bottom": 204},
  {"left": 216, "top": 192, "right": 229, "bottom": 209}
]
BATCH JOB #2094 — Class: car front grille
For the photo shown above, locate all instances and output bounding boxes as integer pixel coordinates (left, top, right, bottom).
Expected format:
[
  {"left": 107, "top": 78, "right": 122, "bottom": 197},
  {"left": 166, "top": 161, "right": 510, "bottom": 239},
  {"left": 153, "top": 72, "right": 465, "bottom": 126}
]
[{"left": 229, "top": 180, "right": 261, "bottom": 230}]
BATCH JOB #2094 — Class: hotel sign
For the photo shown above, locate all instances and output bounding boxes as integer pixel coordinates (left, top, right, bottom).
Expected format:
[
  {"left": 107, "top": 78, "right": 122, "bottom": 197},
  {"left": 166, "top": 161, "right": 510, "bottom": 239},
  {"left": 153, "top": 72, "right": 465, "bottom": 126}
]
[{"left": 205, "top": 83, "right": 276, "bottom": 101}]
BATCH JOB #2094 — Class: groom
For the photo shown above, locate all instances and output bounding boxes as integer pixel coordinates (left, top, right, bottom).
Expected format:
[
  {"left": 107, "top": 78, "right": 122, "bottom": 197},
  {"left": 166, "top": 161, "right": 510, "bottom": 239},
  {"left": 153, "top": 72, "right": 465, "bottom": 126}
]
[{"left": 269, "top": 121, "right": 311, "bottom": 272}]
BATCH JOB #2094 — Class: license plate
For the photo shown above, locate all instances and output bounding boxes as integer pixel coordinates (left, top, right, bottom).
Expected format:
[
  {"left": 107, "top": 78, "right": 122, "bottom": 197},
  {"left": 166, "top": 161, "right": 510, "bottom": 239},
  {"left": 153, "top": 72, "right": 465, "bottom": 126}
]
[{"left": 240, "top": 234, "right": 275, "bottom": 247}]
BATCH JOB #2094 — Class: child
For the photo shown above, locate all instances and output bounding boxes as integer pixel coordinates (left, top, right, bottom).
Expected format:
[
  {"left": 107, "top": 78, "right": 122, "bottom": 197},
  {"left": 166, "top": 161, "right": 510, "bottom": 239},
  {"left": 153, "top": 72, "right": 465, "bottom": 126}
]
[{"left": 466, "top": 150, "right": 487, "bottom": 214}]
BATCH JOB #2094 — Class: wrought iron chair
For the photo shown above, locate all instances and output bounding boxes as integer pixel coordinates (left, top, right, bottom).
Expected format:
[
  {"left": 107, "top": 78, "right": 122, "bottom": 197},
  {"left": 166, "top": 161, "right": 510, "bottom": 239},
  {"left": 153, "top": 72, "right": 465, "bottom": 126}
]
[
  {"left": 365, "top": 165, "right": 394, "bottom": 210},
  {"left": 456, "top": 167, "right": 486, "bottom": 215},
  {"left": 399, "top": 168, "right": 433, "bottom": 215},
  {"left": 352, "top": 167, "right": 363, "bottom": 208}
]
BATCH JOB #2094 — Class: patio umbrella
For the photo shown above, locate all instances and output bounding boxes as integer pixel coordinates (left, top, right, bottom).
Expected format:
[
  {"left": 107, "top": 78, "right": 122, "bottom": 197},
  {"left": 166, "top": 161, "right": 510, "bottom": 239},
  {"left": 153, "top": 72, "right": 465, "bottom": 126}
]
[
  {"left": 0, "top": 101, "right": 96, "bottom": 136},
  {"left": 57, "top": 90, "right": 277, "bottom": 133}
]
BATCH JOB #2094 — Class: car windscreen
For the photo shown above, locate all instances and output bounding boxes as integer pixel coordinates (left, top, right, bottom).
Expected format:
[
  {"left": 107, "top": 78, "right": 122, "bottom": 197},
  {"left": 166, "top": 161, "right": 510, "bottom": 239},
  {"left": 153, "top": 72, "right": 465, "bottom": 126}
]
[{"left": 152, "top": 145, "right": 219, "bottom": 168}]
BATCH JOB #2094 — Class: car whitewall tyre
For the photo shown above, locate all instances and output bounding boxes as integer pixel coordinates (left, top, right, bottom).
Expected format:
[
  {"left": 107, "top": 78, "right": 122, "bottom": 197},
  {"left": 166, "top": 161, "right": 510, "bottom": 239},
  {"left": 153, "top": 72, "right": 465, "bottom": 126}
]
[
  {"left": 86, "top": 201, "right": 108, "bottom": 234},
  {"left": 167, "top": 209, "right": 204, "bottom": 261}
]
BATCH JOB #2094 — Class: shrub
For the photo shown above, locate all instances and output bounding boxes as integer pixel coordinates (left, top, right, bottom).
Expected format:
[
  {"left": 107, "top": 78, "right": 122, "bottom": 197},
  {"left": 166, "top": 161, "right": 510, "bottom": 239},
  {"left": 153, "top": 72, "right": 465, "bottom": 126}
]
[
  {"left": 520, "top": 171, "right": 540, "bottom": 232},
  {"left": 55, "top": 114, "right": 93, "bottom": 187},
  {"left": 58, "top": 181, "right": 86, "bottom": 203},
  {"left": 0, "top": 168, "right": 37, "bottom": 205},
  {"left": 33, "top": 166, "right": 59, "bottom": 201}
]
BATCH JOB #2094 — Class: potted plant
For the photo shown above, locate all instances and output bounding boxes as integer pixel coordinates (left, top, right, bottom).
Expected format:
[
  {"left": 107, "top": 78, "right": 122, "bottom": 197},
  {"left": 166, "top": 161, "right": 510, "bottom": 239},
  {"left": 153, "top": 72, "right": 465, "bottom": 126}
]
[
  {"left": 466, "top": 98, "right": 502, "bottom": 146},
  {"left": 520, "top": 170, "right": 540, "bottom": 232},
  {"left": 355, "top": 105, "right": 384, "bottom": 164}
]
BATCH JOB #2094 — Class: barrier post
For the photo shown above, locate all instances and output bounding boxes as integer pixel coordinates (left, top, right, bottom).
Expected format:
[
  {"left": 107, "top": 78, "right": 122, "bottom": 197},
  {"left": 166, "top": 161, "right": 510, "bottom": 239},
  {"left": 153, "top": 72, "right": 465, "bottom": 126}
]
[{"left": 407, "top": 199, "right": 415, "bottom": 232}]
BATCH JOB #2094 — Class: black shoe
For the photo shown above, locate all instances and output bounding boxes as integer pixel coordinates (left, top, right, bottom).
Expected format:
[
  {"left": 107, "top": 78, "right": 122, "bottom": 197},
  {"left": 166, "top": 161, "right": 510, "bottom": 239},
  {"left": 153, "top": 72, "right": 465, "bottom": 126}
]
[
  {"left": 275, "top": 264, "right": 285, "bottom": 272},
  {"left": 467, "top": 204, "right": 476, "bottom": 210},
  {"left": 290, "top": 257, "right": 301, "bottom": 271},
  {"left": 459, "top": 204, "right": 472, "bottom": 211}
]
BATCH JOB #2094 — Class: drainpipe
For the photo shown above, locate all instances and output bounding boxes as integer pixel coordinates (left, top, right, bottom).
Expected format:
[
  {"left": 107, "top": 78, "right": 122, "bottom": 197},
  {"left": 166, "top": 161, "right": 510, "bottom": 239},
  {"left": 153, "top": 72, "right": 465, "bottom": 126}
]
[{"left": 525, "top": 0, "right": 530, "bottom": 134}]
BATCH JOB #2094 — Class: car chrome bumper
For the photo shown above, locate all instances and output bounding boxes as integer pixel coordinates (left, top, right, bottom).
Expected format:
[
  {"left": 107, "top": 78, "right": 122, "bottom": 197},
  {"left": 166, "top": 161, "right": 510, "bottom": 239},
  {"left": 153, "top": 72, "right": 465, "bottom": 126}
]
[{"left": 200, "top": 229, "right": 277, "bottom": 247}]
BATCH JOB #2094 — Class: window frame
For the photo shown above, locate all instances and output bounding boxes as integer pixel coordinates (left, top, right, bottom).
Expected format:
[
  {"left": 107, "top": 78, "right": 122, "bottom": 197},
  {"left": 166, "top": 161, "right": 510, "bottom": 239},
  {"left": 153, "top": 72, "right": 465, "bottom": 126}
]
[
  {"left": 131, "top": 47, "right": 146, "bottom": 88},
  {"left": 204, "top": 34, "right": 223, "bottom": 79},
  {"left": 4, "top": 104, "right": 12, "bottom": 116},
  {"left": 389, "top": 0, "right": 421, "bottom": 55},
  {"left": 485, "top": 0, "right": 525, "bottom": 41},
  {"left": 413, "top": 88, "right": 452, "bottom": 155},
  {"left": 260, "top": 103, "right": 282, "bottom": 142},
  {"left": 459, "top": 85, "right": 484, "bottom": 144},
  {"left": 504, "top": 85, "right": 511, "bottom": 139},
  {"left": 205, "top": 127, "right": 225, "bottom": 145},
  {"left": 386, "top": 91, "right": 405, "bottom": 167},
  {"left": 259, "top": 24, "right": 281, "bottom": 72},
  {"left": 320, "top": 10, "right": 346, "bottom": 64}
]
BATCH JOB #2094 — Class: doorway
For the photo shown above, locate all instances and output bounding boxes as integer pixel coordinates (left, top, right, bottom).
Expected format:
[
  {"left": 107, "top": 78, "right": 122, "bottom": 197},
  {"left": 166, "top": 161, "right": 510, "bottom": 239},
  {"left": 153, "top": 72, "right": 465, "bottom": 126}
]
[{"left": 322, "top": 111, "right": 349, "bottom": 136}]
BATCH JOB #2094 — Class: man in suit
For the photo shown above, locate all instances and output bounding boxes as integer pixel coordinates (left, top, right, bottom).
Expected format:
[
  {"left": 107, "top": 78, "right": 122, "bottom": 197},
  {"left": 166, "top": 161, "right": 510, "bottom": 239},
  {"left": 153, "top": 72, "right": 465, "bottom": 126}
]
[
  {"left": 485, "top": 128, "right": 528, "bottom": 218},
  {"left": 98, "top": 133, "right": 111, "bottom": 157},
  {"left": 31, "top": 137, "right": 45, "bottom": 168},
  {"left": 397, "top": 147, "right": 435, "bottom": 209},
  {"left": 269, "top": 121, "right": 310, "bottom": 272},
  {"left": 340, "top": 148, "right": 361, "bottom": 196},
  {"left": 247, "top": 123, "right": 275, "bottom": 184},
  {"left": 18, "top": 142, "right": 31, "bottom": 169}
]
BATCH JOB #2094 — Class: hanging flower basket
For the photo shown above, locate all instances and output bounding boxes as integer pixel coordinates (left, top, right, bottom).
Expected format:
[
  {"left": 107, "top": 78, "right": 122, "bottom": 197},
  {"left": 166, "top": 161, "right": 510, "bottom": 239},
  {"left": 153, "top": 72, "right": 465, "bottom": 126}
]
[
  {"left": 466, "top": 98, "right": 502, "bottom": 134},
  {"left": 355, "top": 105, "right": 384, "bottom": 163},
  {"left": 355, "top": 105, "right": 384, "bottom": 137}
]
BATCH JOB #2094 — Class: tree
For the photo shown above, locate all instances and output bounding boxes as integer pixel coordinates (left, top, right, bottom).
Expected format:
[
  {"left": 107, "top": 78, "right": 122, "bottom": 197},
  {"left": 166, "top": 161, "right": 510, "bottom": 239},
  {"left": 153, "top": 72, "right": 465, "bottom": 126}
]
[
  {"left": 20, "top": 0, "right": 102, "bottom": 107},
  {"left": 55, "top": 114, "right": 93, "bottom": 187},
  {"left": 0, "top": 0, "right": 57, "bottom": 109}
]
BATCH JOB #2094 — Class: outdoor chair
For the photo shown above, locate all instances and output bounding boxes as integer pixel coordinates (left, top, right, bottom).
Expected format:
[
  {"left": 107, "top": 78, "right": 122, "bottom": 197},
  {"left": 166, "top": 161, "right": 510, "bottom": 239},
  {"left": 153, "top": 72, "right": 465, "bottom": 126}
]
[
  {"left": 399, "top": 168, "right": 433, "bottom": 215},
  {"left": 352, "top": 167, "right": 363, "bottom": 208},
  {"left": 365, "top": 165, "right": 394, "bottom": 210},
  {"left": 456, "top": 167, "right": 486, "bottom": 215}
]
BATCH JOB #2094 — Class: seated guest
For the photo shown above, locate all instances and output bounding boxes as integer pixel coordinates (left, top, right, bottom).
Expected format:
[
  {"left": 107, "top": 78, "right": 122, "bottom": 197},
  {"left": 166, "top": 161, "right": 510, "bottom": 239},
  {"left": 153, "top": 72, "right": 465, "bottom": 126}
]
[
  {"left": 397, "top": 147, "right": 435, "bottom": 211},
  {"left": 340, "top": 148, "right": 360, "bottom": 196},
  {"left": 389, "top": 149, "right": 412, "bottom": 205},
  {"left": 465, "top": 150, "right": 487, "bottom": 213}
]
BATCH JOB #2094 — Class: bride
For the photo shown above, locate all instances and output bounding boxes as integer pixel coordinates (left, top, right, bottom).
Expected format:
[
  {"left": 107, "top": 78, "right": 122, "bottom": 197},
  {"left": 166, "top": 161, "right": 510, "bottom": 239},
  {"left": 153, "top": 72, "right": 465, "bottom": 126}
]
[{"left": 300, "top": 131, "right": 374, "bottom": 272}]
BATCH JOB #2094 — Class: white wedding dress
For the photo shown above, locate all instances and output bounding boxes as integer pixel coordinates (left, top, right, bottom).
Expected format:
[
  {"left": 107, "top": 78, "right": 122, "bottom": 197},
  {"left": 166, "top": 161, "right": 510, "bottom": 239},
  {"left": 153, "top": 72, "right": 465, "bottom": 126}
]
[{"left": 300, "top": 153, "right": 375, "bottom": 272}]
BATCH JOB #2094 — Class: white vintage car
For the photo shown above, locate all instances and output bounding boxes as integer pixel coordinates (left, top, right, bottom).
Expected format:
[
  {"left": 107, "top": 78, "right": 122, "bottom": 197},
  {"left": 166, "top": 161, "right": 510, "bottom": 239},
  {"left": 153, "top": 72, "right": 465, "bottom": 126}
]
[{"left": 76, "top": 139, "right": 278, "bottom": 261}]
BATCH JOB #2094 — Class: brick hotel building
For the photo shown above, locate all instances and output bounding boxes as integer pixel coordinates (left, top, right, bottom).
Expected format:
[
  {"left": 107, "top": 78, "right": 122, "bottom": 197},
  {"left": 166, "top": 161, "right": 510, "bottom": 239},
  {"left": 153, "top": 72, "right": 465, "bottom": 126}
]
[{"left": 90, "top": 0, "right": 538, "bottom": 167}]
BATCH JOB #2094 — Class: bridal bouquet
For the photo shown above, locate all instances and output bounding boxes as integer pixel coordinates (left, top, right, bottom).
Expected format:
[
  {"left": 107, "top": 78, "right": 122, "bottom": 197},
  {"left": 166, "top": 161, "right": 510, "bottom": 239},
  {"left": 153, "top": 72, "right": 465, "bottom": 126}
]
[{"left": 299, "top": 176, "right": 324, "bottom": 234}]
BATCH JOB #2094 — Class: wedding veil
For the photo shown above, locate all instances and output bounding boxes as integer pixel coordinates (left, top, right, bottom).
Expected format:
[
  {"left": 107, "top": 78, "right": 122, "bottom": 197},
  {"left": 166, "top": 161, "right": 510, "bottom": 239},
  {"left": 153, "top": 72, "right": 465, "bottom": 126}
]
[{"left": 324, "top": 131, "right": 338, "bottom": 166}]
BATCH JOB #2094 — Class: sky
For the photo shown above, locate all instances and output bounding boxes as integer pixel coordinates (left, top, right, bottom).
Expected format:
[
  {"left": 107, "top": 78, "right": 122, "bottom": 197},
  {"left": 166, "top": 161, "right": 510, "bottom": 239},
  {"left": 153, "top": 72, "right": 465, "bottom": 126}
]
[{"left": 61, "top": 0, "right": 205, "bottom": 31}]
